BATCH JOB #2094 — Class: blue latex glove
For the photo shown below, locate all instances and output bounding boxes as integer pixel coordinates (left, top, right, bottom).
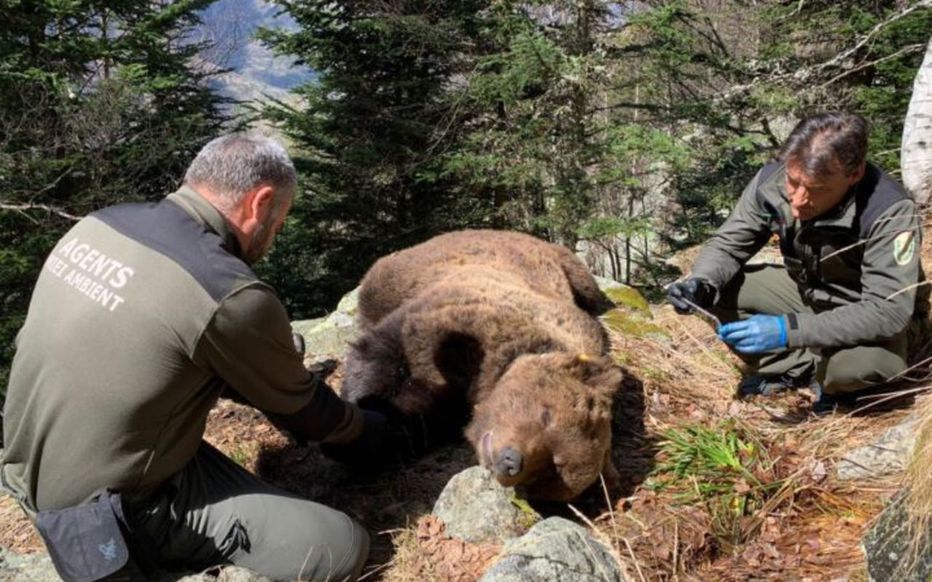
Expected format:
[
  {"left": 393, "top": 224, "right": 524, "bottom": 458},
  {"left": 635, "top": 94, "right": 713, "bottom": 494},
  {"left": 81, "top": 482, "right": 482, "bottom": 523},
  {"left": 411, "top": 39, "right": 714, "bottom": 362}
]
[{"left": 718, "top": 315, "right": 788, "bottom": 353}]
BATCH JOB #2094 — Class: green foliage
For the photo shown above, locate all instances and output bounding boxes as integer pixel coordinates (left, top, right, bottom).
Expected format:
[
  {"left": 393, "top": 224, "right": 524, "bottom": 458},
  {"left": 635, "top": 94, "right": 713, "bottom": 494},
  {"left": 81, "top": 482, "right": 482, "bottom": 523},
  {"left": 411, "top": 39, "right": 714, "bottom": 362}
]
[
  {"left": 622, "top": 0, "right": 931, "bottom": 252},
  {"left": 259, "top": 0, "right": 496, "bottom": 316},
  {"left": 0, "top": 0, "right": 229, "bottom": 399},
  {"left": 440, "top": 0, "right": 614, "bottom": 244},
  {"left": 651, "top": 420, "right": 781, "bottom": 548},
  {"left": 259, "top": 0, "right": 929, "bottom": 298},
  {"left": 3, "top": 0, "right": 928, "bottom": 392}
]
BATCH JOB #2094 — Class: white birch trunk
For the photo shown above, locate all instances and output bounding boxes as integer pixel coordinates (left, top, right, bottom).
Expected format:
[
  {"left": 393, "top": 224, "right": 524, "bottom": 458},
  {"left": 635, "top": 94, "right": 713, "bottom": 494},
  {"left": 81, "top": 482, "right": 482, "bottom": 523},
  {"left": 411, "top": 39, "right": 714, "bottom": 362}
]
[{"left": 902, "top": 35, "right": 932, "bottom": 205}]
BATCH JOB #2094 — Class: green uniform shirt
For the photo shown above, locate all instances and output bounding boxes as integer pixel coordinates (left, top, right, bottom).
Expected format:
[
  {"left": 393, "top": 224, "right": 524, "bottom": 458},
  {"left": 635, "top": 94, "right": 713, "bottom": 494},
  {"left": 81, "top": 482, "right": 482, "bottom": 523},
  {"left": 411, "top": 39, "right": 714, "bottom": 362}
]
[
  {"left": 691, "top": 162, "right": 928, "bottom": 349},
  {"left": 1, "top": 187, "right": 362, "bottom": 512}
]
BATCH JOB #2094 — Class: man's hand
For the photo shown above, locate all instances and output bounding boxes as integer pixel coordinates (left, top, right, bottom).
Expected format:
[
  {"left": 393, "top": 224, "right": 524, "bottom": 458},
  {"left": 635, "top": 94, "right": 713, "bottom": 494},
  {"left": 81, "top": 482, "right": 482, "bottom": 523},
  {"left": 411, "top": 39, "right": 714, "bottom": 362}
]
[
  {"left": 718, "top": 315, "right": 788, "bottom": 353},
  {"left": 319, "top": 409, "right": 388, "bottom": 468},
  {"left": 667, "top": 278, "right": 717, "bottom": 314},
  {"left": 320, "top": 407, "right": 435, "bottom": 469}
]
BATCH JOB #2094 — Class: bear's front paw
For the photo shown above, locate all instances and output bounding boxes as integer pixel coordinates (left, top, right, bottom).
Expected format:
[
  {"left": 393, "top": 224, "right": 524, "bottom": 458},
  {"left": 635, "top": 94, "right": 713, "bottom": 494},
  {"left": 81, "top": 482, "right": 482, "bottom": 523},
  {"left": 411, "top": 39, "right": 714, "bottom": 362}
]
[{"left": 600, "top": 450, "right": 621, "bottom": 495}]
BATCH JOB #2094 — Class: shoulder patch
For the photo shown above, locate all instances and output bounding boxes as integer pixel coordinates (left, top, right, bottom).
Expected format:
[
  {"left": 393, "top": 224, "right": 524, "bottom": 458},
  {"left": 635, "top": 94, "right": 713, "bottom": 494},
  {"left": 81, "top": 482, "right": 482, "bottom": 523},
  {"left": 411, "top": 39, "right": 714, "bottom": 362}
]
[{"left": 893, "top": 231, "right": 917, "bottom": 266}]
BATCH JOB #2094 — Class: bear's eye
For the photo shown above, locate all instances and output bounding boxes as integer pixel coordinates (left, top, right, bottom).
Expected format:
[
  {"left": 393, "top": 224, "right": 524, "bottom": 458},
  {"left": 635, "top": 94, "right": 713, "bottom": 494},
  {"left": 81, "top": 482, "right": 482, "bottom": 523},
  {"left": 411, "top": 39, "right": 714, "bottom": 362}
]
[{"left": 541, "top": 407, "right": 552, "bottom": 426}]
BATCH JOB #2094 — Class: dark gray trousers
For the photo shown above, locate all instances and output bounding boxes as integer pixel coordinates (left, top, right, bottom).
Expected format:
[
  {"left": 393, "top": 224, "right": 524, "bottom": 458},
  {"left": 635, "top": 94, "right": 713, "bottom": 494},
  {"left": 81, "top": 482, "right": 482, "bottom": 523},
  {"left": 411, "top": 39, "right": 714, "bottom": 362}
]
[
  {"left": 712, "top": 264, "right": 910, "bottom": 395},
  {"left": 126, "top": 443, "right": 369, "bottom": 582}
]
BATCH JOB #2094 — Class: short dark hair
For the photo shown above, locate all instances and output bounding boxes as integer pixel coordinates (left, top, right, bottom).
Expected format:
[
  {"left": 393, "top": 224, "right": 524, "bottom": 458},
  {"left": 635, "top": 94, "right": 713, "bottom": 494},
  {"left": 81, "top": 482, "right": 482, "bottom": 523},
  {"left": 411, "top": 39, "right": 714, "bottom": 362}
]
[
  {"left": 184, "top": 133, "right": 297, "bottom": 212},
  {"left": 779, "top": 112, "right": 868, "bottom": 177}
]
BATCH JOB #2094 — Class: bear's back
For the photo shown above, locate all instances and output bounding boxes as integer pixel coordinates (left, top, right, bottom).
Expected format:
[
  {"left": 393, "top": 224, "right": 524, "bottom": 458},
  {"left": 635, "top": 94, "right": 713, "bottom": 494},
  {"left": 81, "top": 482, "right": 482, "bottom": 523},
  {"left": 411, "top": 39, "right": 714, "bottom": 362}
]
[{"left": 357, "top": 230, "right": 579, "bottom": 327}]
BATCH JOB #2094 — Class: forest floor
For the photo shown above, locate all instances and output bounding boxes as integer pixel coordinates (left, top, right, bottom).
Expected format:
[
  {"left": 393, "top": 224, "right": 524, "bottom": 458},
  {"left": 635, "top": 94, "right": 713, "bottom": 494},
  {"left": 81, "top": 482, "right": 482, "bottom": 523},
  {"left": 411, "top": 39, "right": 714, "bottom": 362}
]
[{"left": 2, "top": 241, "right": 930, "bottom": 582}]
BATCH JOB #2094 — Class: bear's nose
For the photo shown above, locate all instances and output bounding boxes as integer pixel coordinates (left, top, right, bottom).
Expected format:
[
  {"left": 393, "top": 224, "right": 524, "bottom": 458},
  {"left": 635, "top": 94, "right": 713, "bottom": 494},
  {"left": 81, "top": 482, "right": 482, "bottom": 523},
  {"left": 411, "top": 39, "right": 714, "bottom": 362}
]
[{"left": 494, "top": 446, "right": 523, "bottom": 477}]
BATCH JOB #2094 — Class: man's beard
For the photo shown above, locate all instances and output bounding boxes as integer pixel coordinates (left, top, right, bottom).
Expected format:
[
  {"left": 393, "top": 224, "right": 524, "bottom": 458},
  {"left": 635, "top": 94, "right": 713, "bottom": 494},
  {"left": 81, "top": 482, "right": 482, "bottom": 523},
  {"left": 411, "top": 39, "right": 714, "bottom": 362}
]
[{"left": 244, "top": 220, "right": 276, "bottom": 264}]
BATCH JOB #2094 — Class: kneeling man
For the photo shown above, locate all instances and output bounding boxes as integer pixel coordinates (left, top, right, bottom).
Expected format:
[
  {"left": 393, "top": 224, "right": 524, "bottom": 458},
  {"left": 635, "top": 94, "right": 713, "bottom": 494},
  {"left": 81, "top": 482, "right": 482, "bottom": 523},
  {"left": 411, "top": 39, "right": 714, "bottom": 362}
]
[{"left": 668, "top": 112, "right": 929, "bottom": 413}]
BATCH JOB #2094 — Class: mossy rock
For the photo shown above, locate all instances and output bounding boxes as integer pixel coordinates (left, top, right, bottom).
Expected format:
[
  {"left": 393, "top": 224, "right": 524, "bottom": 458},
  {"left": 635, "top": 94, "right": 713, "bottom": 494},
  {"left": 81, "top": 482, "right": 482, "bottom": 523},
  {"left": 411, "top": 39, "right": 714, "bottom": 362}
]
[
  {"left": 603, "top": 285, "right": 651, "bottom": 316},
  {"left": 292, "top": 288, "right": 360, "bottom": 363},
  {"left": 508, "top": 491, "right": 542, "bottom": 530},
  {"left": 596, "top": 281, "right": 668, "bottom": 339},
  {"left": 601, "top": 308, "right": 669, "bottom": 340}
]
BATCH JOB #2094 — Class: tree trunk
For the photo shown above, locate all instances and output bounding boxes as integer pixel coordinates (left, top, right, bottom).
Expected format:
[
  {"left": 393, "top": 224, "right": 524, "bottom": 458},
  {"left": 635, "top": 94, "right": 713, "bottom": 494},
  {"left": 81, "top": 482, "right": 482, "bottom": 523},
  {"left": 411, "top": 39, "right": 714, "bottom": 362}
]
[{"left": 902, "top": 35, "right": 932, "bottom": 205}]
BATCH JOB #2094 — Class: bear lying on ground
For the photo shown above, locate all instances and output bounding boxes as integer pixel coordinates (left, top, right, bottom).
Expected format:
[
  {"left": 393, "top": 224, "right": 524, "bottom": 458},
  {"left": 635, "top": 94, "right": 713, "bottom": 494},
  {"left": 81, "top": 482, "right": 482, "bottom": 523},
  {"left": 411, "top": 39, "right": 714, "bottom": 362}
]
[{"left": 341, "top": 229, "right": 623, "bottom": 501}]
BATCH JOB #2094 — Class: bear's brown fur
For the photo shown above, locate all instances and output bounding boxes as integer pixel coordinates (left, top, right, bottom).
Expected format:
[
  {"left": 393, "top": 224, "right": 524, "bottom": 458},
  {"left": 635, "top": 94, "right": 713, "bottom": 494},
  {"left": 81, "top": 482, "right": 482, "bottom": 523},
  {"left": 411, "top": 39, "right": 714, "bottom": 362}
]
[{"left": 342, "top": 230, "right": 622, "bottom": 501}]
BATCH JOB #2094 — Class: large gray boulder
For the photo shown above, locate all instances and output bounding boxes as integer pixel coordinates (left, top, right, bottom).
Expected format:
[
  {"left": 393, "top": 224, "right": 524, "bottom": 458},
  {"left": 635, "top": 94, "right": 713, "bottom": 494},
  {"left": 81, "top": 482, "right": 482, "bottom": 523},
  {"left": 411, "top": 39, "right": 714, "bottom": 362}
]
[
  {"left": 836, "top": 416, "right": 917, "bottom": 480},
  {"left": 862, "top": 492, "right": 931, "bottom": 582},
  {"left": 291, "top": 288, "right": 360, "bottom": 364},
  {"left": 0, "top": 547, "right": 59, "bottom": 581},
  {"left": 479, "top": 517, "right": 626, "bottom": 582},
  {"left": 432, "top": 466, "right": 537, "bottom": 543}
]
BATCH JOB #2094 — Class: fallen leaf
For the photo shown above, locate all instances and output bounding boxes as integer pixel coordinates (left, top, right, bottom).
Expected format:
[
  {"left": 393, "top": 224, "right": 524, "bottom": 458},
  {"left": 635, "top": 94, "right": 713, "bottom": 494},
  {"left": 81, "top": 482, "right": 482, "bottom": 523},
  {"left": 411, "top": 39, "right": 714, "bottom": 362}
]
[
  {"left": 762, "top": 542, "right": 780, "bottom": 559},
  {"left": 810, "top": 460, "right": 827, "bottom": 482}
]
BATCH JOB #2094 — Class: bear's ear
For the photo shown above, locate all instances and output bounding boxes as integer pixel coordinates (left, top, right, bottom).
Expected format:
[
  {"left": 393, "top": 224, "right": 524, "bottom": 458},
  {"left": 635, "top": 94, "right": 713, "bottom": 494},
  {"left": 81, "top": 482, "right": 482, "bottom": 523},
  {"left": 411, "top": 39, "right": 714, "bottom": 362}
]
[{"left": 574, "top": 355, "right": 624, "bottom": 397}]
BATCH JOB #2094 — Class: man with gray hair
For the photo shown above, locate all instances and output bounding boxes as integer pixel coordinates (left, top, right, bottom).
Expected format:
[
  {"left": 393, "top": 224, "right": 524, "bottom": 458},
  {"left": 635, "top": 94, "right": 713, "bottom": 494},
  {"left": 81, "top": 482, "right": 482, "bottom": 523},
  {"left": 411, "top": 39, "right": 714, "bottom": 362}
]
[
  {"left": 2, "top": 133, "right": 381, "bottom": 581},
  {"left": 667, "top": 112, "right": 929, "bottom": 414}
]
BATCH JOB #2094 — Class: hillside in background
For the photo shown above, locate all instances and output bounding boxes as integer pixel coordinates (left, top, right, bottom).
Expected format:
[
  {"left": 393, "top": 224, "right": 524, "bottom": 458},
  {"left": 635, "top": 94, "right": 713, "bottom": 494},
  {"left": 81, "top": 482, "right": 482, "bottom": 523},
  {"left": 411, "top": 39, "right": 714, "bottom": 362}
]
[{"left": 197, "top": 0, "right": 314, "bottom": 103}]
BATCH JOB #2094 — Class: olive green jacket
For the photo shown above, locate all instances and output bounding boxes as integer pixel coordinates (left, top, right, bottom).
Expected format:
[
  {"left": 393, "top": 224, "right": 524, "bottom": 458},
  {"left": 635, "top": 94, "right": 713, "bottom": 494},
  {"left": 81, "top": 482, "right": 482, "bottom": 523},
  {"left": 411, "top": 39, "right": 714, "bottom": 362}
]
[
  {"left": 691, "top": 162, "right": 928, "bottom": 349},
  {"left": 1, "top": 187, "right": 362, "bottom": 512}
]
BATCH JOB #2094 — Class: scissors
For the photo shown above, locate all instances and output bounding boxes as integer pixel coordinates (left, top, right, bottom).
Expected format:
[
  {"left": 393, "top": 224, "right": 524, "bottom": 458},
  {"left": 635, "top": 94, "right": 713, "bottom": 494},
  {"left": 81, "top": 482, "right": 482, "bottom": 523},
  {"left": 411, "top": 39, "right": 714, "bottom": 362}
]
[{"left": 677, "top": 297, "right": 722, "bottom": 331}]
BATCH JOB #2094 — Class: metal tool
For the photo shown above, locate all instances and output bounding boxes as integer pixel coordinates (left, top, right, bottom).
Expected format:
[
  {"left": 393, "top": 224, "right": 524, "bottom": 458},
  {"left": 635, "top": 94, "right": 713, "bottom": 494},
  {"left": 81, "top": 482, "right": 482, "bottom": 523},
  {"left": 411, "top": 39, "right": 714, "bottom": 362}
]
[{"left": 678, "top": 297, "right": 722, "bottom": 330}]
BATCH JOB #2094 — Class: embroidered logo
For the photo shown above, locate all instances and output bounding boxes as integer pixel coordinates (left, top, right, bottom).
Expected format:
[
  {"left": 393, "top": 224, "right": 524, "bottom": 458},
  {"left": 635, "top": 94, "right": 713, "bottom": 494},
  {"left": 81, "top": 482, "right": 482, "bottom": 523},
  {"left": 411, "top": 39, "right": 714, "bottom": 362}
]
[
  {"left": 99, "top": 538, "right": 118, "bottom": 561},
  {"left": 893, "top": 231, "right": 916, "bottom": 266}
]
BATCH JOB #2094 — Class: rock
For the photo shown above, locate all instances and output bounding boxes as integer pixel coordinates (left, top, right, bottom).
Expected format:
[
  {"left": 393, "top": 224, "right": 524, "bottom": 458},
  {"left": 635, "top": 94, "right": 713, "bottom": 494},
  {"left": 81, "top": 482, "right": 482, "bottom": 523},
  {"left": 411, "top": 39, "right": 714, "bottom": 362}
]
[
  {"left": 212, "top": 566, "right": 274, "bottom": 582},
  {"left": 433, "top": 466, "right": 537, "bottom": 543},
  {"left": 862, "top": 492, "right": 931, "bottom": 582},
  {"left": 836, "top": 417, "right": 917, "bottom": 480},
  {"left": 479, "top": 517, "right": 626, "bottom": 582},
  {"left": 595, "top": 277, "right": 650, "bottom": 317},
  {"left": 292, "top": 287, "right": 360, "bottom": 364},
  {"left": 0, "top": 547, "right": 58, "bottom": 582},
  {"left": 594, "top": 280, "right": 668, "bottom": 341}
]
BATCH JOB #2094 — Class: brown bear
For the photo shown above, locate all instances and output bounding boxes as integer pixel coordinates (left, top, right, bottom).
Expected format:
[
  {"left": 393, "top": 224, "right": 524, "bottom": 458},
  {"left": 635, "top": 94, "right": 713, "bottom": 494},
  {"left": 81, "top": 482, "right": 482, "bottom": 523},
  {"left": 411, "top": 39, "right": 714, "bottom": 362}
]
[{"left": 341, "top": 229, "right": 623, "bottom": 501}]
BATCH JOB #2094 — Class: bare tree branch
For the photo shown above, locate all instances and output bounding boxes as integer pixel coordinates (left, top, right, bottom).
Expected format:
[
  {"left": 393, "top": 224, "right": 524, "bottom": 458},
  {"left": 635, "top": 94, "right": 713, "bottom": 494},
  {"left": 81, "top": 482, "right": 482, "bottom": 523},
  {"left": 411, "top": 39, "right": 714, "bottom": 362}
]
[
  {"left": 800, "top": 0, "right": 932, "bottom": 80},
  {"left": 0, "top": 202, "right": 81, "bottom": 221}
]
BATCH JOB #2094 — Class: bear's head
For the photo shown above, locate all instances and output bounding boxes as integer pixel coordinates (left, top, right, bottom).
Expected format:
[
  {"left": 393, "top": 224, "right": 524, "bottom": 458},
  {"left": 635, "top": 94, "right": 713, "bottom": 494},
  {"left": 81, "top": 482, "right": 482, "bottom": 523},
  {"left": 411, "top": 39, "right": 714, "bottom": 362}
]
[{"left": 464, "top": 352, "right": 622, "bottom": 501}]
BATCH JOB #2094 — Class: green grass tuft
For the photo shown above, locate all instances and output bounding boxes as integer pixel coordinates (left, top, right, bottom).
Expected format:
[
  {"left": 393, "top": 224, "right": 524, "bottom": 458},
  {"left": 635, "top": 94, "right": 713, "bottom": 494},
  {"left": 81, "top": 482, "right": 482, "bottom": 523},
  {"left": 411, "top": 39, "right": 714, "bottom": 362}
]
[{"left": 649, "top": 420, "right": 783, "bottom": 549}]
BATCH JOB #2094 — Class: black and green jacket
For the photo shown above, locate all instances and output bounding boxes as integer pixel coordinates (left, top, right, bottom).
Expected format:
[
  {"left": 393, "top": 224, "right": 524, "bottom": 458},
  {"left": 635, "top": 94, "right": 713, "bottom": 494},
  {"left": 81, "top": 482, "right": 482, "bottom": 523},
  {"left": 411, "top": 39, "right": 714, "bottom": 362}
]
[
  {"left": 1, "top": 187, "right": 362, "bottom": 512},
  {"left": 691, "top": 162, "right": 928, "bottom": 349}
]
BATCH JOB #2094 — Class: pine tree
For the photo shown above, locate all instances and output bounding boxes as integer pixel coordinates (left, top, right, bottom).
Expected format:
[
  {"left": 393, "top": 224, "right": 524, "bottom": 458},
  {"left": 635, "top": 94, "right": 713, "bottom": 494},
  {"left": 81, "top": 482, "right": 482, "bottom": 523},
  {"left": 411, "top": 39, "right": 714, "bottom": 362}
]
[
  {"left": 259, "top": 0, "right": 492, "bottom": 314},
  {"left": 0, "top": 0, "right": 229, "bottom": 392},
  {"left": 613, "top": 0, "right": 932, "bottom": 252}
]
